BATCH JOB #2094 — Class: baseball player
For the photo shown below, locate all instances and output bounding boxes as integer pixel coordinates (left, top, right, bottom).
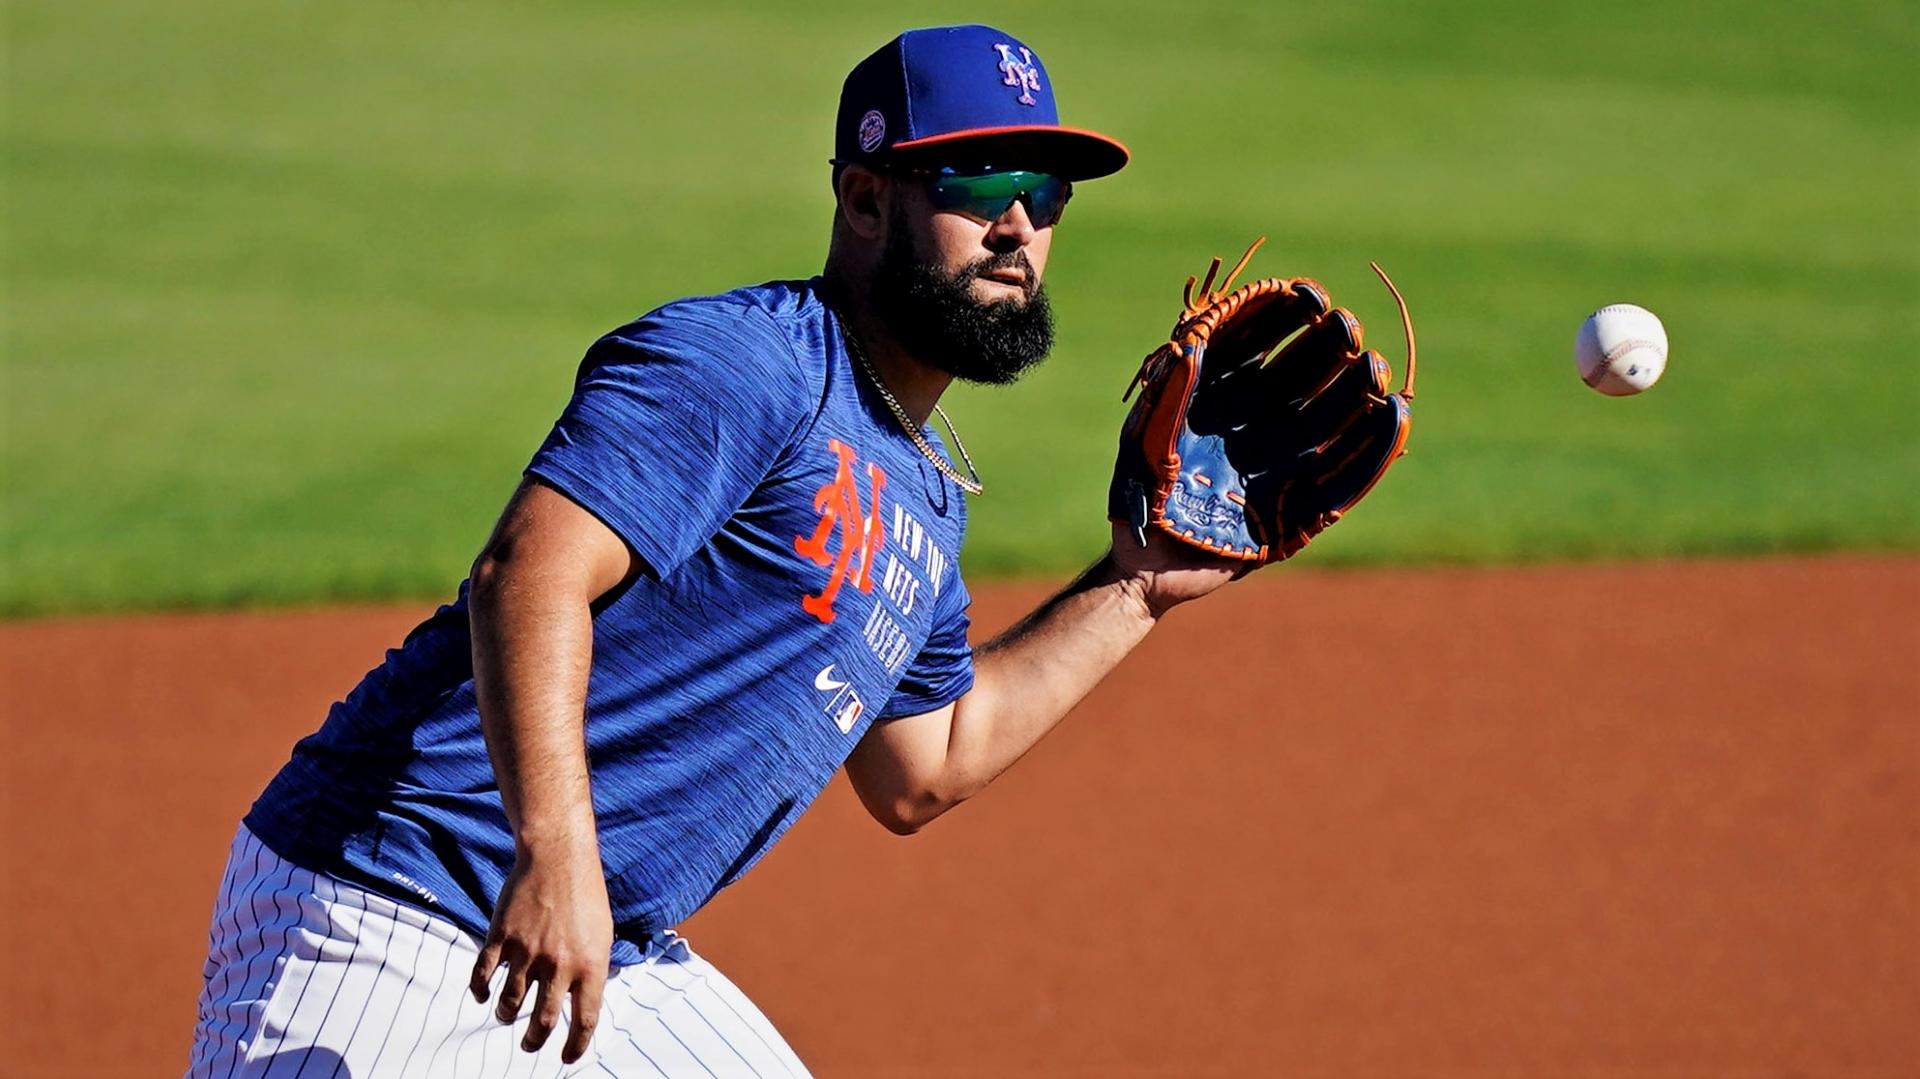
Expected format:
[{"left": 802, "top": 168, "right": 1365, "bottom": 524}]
[{"left": 186, "top": 24, "right": 1245, "bottom": 1076}]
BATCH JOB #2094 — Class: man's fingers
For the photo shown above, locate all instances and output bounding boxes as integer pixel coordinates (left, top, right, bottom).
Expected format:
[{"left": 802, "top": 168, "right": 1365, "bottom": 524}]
[
  {"left": 561, "top": 969, "right": 606, "bottom": 1065},
  {"left": 522, "top": 975, "right": 562, "bottom": 1052},
  {"left": 469, "top": 939, "right": 504, "bottom": 1003},
  {"left": 495, "top": 960, "right": 531, "bottom": 1024}
]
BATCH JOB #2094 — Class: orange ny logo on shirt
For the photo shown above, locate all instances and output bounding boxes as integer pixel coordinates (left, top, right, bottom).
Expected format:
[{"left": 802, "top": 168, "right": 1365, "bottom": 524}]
[{"left": 794, "top": 438, "right": 887, "bottom": 624}]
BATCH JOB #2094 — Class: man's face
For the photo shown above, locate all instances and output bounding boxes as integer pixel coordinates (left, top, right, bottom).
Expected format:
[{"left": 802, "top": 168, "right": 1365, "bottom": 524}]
[{"left": 869, "top": 173, "right": 1058, "bottom": 385}]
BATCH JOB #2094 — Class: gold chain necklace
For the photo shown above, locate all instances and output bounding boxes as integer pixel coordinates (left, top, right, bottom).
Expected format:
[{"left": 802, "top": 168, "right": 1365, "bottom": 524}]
[{"left": 838, "top": 319, "right": 985, "bottom": 496}]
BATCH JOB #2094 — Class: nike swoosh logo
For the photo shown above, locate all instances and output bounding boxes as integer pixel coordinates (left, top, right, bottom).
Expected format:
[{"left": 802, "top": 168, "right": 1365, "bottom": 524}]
[{"left": 815, "top": 665, "right": 848, "bottom": 692}]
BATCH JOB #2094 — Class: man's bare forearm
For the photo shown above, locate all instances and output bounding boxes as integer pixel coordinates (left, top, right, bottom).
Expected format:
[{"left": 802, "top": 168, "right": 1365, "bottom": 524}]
[
  {"left": 846, "top": 530, "right": 1237, "bottom": 832},
  {"left": 469, "top": 551, "right": 600, "bottom": 855},
  {"left": 939, "top": 555, "right": 1158, "bottom": 796}
]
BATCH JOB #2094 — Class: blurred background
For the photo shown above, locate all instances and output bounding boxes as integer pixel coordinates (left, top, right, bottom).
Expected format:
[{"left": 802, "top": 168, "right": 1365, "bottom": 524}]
[
  {"left": 4, "top": 3, "right": 1917, "bottom": 1077},
  {"left": 6, "top": 0, "right": 1914, "bottom": 614}
]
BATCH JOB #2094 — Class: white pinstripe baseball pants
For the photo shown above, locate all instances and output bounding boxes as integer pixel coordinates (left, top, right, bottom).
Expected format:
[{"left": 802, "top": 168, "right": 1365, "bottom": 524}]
[{"left": 186, "top": 826, "right": 811, "bottom": 1077}]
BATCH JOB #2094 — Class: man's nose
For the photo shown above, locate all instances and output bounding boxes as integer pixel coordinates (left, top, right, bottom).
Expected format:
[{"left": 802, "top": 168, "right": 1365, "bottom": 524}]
[{"left": 985, "top": 199, "right": 1038, "bottom": 250}]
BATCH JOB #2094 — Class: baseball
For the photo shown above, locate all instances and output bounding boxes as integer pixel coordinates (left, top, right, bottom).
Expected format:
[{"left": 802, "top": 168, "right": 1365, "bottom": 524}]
[{"left": 1575, "top": 304, "right": 1667, "bottom": 396}]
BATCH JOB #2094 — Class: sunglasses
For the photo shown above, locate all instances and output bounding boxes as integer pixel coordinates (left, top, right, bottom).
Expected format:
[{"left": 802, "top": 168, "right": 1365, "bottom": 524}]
[{"left": 904, "top": 166, "right": 1074, "bottom": 229}]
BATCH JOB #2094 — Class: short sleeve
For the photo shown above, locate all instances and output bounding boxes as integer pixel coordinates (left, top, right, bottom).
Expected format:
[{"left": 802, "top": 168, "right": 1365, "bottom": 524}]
[
  {"left": 878, "top": 573, "right": 976, "bottom": 719},
  {"left": 526, "top": 301, "right": 810, "bottom": 576}
]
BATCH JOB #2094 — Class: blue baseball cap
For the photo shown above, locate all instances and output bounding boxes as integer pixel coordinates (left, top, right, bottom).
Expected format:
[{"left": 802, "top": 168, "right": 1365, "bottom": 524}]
[{"left": 835, "top": 24, "right": 1129, "bottom": 181}]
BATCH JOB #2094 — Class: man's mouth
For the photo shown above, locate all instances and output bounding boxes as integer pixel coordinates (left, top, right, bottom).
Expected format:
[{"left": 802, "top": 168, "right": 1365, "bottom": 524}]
[{"left": 979, "top": 268, "right": 1029, "bottom": 289}]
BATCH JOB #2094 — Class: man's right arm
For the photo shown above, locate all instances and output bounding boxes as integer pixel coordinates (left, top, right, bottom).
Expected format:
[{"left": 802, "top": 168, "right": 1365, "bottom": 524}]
[
  {"left": 474, "top": 303, "right": 806, "bottom": 1063},
  {"left": 466, "top": 476, "right": 637, "bottom": 1065}
]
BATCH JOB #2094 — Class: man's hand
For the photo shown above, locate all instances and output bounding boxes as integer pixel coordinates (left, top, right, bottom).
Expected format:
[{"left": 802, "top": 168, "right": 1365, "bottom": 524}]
[
  {"left": 469, "top": 838, "right": 614, "bottom": 1064},
  {"left": 1109, "top": 521, "right": 1245, "bottom": 619}
]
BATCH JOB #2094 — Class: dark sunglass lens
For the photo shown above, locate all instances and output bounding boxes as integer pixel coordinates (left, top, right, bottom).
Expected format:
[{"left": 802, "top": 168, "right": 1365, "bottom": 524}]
[
  {"left": 1024, "top": 177, "right": 1071, "bottom": 228},
  {"left": 928, "top": 170, "right": 1071, "bottom": 227}
]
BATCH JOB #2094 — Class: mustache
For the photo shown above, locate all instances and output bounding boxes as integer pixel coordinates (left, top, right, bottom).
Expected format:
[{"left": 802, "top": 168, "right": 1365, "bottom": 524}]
[{"left": 961, "top": 251, "right": 1040, "bottom": 299}]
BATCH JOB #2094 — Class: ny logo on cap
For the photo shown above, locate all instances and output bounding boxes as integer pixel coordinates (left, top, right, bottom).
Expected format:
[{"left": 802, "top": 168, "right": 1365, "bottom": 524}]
[{"left": 992, "top": 43, "right": 1042, "bottom": 106}]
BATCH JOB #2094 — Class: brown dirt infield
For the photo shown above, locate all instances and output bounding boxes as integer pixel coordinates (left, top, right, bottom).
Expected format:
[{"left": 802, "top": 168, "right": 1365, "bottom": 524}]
[{"left": 4, "top": 556, "right": 1915, "bottom": 1077}]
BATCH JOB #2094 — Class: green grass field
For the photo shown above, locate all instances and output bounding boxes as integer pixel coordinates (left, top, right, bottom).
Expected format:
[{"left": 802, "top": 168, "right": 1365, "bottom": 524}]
[{"left": 5, "top": 1, "right": 1916, "bottom": 614}]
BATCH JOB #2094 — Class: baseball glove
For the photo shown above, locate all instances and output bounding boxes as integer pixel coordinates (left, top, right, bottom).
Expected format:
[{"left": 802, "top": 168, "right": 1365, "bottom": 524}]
[{"left": 1110, "top": 238, "right": 1418, "bottom": 564}]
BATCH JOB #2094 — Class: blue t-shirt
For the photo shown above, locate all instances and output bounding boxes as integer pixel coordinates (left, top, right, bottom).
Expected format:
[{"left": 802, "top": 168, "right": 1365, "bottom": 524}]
[{"left": 246, "top": 278, "right": 973, "bottom": 962}]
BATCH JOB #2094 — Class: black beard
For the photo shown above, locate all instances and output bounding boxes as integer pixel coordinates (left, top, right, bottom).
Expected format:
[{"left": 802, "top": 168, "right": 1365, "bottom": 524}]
[{"left": 870, "top": 217, "right": 1055, "bottom": 386}]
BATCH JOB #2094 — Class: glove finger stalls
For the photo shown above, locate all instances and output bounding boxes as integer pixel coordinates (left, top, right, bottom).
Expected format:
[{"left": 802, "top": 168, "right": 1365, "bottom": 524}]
[
  {"left": 1189, "top": 280, "right": 1330, "bottom": 426},
  {"left": 1209, "top": 280, "right": 1329, "bottom": 380},
  {"left": 1251, "top": 307, "right": 1365, "bottom": 416},
  {"left": 1229, "top": 340, "right": 1381, "bottom": 479},
  {"left": 1278, "top": 390, "right": 1412, "bottom": 550},
  {"left": 1211, "top": 321, "right": 1365, "bottom": 554},
  {"left": 1294, "top": 347, "right": 1394, "bottom": 440}
]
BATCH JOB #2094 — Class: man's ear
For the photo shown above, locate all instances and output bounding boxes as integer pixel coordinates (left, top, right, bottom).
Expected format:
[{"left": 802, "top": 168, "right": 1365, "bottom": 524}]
[{"left": 837, "top": 165, "right": 888, "bottom": 240}]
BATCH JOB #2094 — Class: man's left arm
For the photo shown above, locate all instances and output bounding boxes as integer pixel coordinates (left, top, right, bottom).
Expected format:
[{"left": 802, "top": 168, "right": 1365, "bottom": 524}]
[{"left": 845, "top": 526, "right": 1237, "bottom": 834}]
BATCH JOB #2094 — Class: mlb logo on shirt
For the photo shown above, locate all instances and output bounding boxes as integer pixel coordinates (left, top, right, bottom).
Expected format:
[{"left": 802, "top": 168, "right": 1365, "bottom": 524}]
[
  {"left": 814, "top": 663, "right": 865, "bottom": 734},
  {"left": 828, "top": 688, "right": 864, "bottom": 734}
]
